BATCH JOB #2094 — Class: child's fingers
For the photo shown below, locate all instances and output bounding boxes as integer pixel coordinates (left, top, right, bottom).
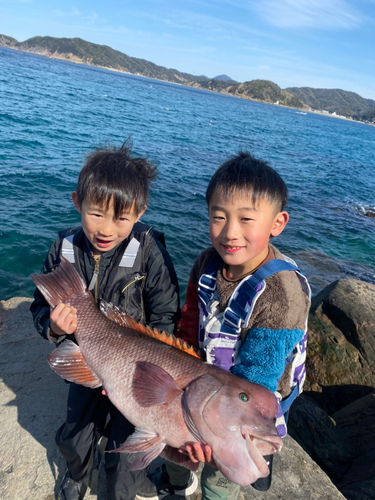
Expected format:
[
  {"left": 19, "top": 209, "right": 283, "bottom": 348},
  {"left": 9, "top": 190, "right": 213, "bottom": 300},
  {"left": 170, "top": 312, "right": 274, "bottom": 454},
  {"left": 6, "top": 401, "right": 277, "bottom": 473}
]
[
  {"left": 178, "top": 444, "right": 215, "bottom": 466},
  {"left": 202, "top": 444, "right": 216, "bottom": 466},
  {"left": 50, "top": 303, "right": 66, "bottom": 321},
  {"left": 193, "top": 443, "right": 209, "bottom": 462},
  {"left": 183, "top": 443, "right": 207, "bottom": 463},
  {"left": 51, "top": 303, "right": 77, "bottom": 321},
  {"left": 65, "top": 315, "right": 77, "bottom": 334},
  {"left": 50, "top": 303, "right": 77, "bottom": 335},
  {"left": 183, "top": 444, "right": 199, "bottom": 463}
]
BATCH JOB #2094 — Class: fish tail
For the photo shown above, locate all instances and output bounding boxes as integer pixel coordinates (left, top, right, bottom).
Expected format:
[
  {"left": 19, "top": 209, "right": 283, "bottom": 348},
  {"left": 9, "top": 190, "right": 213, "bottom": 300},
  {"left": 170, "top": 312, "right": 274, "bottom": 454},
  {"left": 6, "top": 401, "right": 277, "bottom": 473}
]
[{"left": 31, "top": 256, "right": 88, "bottom": 308}]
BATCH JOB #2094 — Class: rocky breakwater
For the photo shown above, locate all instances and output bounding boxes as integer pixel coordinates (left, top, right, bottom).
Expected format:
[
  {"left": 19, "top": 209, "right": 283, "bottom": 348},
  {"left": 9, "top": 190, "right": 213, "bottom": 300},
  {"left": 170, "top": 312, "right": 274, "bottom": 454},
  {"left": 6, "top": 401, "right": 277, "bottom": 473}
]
[
  {"left": 289, "top": 279, "right": 375, "bottom": 500},
  {"left": 0, "top": 297, "right": 348, "bottom": 500}
]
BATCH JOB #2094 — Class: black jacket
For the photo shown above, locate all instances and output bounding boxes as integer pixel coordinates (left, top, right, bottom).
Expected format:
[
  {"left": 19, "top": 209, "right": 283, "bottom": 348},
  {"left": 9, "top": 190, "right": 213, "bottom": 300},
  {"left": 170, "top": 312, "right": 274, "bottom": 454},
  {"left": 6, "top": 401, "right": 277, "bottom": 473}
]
[{"left": 30, "top": 221, "right": 180, "bottom": 342}]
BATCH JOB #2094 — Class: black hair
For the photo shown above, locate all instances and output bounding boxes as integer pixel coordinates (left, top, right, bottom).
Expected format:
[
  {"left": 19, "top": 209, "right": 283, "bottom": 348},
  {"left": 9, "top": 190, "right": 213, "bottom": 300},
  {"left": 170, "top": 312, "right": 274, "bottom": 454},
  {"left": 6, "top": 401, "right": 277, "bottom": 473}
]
[
  {"left": 206, "top": 151, "right": 288, "bottom": 212},
  {"left": 75, "top": 140, "right": 157, "bottom": 217}
]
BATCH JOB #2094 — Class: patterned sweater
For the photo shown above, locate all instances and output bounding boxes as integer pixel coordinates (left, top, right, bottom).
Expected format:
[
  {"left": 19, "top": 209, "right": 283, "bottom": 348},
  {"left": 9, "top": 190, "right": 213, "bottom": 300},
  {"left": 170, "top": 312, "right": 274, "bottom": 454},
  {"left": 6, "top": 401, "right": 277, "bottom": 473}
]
[{"left": 177, "top": 244, "right": 310, "bottom": 399}]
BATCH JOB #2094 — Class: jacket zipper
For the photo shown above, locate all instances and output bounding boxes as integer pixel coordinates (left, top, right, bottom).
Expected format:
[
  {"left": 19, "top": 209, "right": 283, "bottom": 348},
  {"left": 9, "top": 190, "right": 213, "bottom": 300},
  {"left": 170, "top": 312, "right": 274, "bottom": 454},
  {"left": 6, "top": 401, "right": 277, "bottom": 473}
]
[
  {"left": 121, "top": 273, "right": 144, "bottom": 294},
  {"left": 88, "top": 255, "right": 101, "bottom": 301}
]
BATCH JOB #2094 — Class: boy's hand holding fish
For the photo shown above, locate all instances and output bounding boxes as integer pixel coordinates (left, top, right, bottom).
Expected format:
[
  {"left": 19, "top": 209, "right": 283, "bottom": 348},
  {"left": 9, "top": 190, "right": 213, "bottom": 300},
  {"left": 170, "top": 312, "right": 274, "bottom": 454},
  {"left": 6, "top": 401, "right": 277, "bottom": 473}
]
[
  {"left": 181, "top": 443, "right": 216, "bottom": 467},
  {"left": 50, "top": 303, "right": 77, "bottom": 337}
]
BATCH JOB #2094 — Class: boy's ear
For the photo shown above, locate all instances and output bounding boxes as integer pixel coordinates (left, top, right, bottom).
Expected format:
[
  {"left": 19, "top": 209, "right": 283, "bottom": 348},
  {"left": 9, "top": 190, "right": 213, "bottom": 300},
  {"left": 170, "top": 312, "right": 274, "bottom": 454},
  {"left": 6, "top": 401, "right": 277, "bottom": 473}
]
[
  {"left": 136, "top": 205, "right": 147, "bottom": 222},
  {"left": 271, "top": 211, "right": 289, "bottom": 237},
  {"left": 72, "top": 192, "right": 81, "bottom": 214}
]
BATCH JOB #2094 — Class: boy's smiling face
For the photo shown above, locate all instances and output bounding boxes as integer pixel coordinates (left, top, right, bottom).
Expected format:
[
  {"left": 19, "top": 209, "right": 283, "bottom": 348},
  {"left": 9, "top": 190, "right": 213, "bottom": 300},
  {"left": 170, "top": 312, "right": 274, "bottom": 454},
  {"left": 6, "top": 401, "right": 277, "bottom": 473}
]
[
  {"left": 72, "top": 192, "right": 146, "bottom": 256},
  {"left": 208, "top": 189, "right": 288, "bottom": 279}
]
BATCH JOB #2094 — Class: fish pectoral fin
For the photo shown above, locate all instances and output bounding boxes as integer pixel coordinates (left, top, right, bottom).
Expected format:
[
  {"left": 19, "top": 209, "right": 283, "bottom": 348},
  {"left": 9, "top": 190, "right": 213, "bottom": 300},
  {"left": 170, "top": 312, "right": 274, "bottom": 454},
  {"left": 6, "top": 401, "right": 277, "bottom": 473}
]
[
  {"left": 133, "top": 361, "right": 183, "bottom": 407},
  {"left": 109, "top": 427, "right": 166, "bottom": 470},
  {"left": 47, "top": 340, "right": 101, "bottom": 388},
  {"left": 111, "top": 427, "right": 164, "bottom": 453}
]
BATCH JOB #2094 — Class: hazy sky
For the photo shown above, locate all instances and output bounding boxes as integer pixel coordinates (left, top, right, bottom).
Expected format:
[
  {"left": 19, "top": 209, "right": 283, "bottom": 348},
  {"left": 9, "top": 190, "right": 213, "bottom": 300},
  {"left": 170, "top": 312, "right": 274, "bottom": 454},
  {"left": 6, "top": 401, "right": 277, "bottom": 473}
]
[{"left": 2, "top": 0, "right": 375, "bottom": 99}]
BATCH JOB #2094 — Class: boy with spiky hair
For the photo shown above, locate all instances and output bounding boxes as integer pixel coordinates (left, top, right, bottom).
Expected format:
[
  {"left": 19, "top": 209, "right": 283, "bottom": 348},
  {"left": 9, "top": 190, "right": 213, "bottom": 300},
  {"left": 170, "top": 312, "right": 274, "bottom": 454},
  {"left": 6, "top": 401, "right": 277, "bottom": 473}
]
[
  {"left": 139, "top": 151, "right": 310, "bottom": 500},
  {"left": 30, "top": 142, "right": 197, "bottom": 500}
]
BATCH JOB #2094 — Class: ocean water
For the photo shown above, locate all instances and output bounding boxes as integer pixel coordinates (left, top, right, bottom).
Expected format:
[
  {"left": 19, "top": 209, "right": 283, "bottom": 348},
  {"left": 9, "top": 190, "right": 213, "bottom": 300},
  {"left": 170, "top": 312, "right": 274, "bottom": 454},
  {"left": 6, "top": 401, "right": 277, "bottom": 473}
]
[{"left": 1, "top": 47, "right": 375, "bottom": 302}]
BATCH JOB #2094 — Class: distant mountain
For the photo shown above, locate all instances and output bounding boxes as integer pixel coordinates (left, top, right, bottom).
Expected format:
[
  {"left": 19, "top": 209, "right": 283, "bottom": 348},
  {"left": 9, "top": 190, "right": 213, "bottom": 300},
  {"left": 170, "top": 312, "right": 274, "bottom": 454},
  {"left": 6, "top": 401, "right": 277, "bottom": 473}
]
[
  {"left": 287, "top": 87, "right": 375, "bottom": 121},
  {"left": 213, "top": 74, "right": 236, "bottom": 82},
  {"left": 0, "top": 34, "right": 210, "bottom": 85},
  {"left": 229, "top": 80, "right": 304, "bottom": 109}
]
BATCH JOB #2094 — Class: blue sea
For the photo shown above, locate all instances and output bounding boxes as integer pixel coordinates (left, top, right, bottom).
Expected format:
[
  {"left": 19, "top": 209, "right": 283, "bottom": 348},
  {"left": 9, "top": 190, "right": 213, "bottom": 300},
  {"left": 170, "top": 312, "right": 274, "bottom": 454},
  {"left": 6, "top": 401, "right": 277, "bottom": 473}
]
[{"left": 1, "top": 47, "right": 375, "bottom": 302}]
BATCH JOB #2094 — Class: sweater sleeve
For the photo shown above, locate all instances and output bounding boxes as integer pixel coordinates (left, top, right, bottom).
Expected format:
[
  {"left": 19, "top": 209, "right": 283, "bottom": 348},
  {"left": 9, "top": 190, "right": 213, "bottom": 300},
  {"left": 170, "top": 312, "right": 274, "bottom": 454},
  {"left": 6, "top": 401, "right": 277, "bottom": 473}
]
[{"left": 232, "top": 326, "right": 305, "bottom": 392}]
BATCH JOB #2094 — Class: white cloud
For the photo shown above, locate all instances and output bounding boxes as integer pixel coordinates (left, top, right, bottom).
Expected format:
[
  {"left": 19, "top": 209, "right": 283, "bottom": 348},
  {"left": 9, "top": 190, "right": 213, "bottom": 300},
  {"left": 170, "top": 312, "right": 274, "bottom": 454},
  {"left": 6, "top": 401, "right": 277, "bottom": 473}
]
[
  {"left": 54, "top": 8, "right": 81, "bottom": 18},
  {"left": 85, "top": 12, "right": 100, "bottom": 24},
  {"left": 256, "top": 0, "right": 361, "bottom": 30},
  {"left": 53, "top": 8, "right": 101, "bottom": 26},
  {"left": 144, "top": 9, "right": 282, "bottom": 43}
]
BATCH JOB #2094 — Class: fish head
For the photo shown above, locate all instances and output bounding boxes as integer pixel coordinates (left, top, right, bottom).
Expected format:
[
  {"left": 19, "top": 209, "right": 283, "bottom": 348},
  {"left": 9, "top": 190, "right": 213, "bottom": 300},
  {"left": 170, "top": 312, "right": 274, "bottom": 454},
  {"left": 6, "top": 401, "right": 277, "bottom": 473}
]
[{"left": 182, "top": 367, "right": 283, "bottom": 486}]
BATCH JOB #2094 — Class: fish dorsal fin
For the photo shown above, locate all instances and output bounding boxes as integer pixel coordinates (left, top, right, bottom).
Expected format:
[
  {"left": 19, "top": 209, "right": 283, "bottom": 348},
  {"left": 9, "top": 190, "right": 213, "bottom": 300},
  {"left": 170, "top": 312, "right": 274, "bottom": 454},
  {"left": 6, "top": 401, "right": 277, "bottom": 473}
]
[{"left": 100, "top": 301, "right": 202, "bottom": 359}]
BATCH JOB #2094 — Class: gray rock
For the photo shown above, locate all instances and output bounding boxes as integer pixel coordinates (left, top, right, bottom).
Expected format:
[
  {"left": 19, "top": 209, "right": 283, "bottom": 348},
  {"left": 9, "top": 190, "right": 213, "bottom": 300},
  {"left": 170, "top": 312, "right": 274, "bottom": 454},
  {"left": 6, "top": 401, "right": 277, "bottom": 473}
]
[
  {"left": 288, "top": 395, "right": 354, "bottom": 481},
  {"left": 305, "top": 279, "right": 375, "bottom": 413},
  {"left": 0, "top": 297, "right": 346, "bottom": 500},
  {"left": 311, "top": 279, "right": 375, "bottom": 367},
  {"left": 333, "top": 392, "right": 375, "bottom": 500}
]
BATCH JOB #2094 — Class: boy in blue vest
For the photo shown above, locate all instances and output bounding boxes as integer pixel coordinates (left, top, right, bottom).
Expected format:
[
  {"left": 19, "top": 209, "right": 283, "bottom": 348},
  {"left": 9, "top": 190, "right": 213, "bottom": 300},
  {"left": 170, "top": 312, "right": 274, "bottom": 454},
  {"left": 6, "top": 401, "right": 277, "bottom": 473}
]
[
  {"left": 138, "top": 151, "right": 311, "bottom": 500},
  {"left": 30, "top": 142, "right": 198, "bottom": 500}
]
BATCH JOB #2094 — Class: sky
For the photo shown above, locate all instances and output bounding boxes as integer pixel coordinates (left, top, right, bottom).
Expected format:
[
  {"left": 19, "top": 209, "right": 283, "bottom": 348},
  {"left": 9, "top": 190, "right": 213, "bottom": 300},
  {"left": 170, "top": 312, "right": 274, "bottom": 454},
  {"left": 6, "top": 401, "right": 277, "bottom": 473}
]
[{"left": 2, "top": 0, "right": 375, "bottom": 99}]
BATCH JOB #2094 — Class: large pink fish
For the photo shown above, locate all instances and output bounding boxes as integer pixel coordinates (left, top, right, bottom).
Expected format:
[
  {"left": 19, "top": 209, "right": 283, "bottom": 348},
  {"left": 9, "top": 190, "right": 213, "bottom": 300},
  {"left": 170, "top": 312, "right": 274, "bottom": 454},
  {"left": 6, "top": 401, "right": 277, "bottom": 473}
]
[{"left": 31, "top": 257, "right": 283, "bottom": 486}]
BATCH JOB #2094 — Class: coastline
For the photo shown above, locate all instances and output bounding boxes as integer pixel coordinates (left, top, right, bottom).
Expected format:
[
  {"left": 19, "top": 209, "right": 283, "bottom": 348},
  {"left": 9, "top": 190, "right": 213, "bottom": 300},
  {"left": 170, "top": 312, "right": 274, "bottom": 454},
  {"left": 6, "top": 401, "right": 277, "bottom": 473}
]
[{"left": 2, "top": 44, "right": 373, "bottom": 127}]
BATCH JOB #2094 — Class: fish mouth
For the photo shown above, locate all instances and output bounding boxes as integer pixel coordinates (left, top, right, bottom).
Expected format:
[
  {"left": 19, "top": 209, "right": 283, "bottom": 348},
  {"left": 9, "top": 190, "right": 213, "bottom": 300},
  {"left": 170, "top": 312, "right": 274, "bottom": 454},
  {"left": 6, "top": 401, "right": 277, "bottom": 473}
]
[
  {"left": 241, "top": 426, "right": 282, "bottom": 454},
  {"left": 241, "top": 427, "right": 282, "bottom": 475}
]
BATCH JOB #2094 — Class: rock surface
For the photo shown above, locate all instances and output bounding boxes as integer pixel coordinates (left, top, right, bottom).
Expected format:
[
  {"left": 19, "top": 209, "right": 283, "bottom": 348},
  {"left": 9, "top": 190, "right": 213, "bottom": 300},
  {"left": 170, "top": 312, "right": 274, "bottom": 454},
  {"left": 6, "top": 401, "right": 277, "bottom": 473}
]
[
  {"left": 311, "top": 279, "right": 375, "bottom": 368},
  {"left": 0, "top": 297, "right": 346, "bottom": 500},
  {"left": 333, "top": 392, "right": 375, "bottom": 500},
  {"left": 305, "top": 279, "right": 375, "bottom": 413},
  {"left": 290, "top": 278, "right": 375, "bottom": 499},
  {"left": 288, "top": 394, "right": 354, "bottom": 481}
]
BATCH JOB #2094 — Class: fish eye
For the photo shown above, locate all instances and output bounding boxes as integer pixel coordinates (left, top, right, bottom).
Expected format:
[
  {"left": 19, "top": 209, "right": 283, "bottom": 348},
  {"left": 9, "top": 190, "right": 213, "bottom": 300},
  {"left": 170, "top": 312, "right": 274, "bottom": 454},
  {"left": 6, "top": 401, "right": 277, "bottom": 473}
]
[{"left": 239, "top": 392, "right": 250, "bottom": 402}]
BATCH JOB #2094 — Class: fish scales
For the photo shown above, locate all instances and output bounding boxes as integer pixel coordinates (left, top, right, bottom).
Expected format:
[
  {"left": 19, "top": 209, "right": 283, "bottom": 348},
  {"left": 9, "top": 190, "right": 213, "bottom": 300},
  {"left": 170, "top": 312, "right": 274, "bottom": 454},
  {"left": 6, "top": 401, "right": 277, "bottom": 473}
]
[
  {"left": 31, "top": 257, "right": 284, "bottom": 486},
  {"left": 48, "top": 285, "right": 208, "bottom": 446}
]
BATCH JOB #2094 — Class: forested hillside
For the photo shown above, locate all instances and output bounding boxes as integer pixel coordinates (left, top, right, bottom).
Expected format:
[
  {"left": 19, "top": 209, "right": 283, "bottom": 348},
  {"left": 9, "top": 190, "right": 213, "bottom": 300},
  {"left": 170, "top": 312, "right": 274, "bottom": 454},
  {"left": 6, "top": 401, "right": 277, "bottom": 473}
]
[
  {"left": 230, "top": 80, "right": 304, "bottom": 108},
  {"left": 287, "top": 87, "right": 375, "bottom": 121}
]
